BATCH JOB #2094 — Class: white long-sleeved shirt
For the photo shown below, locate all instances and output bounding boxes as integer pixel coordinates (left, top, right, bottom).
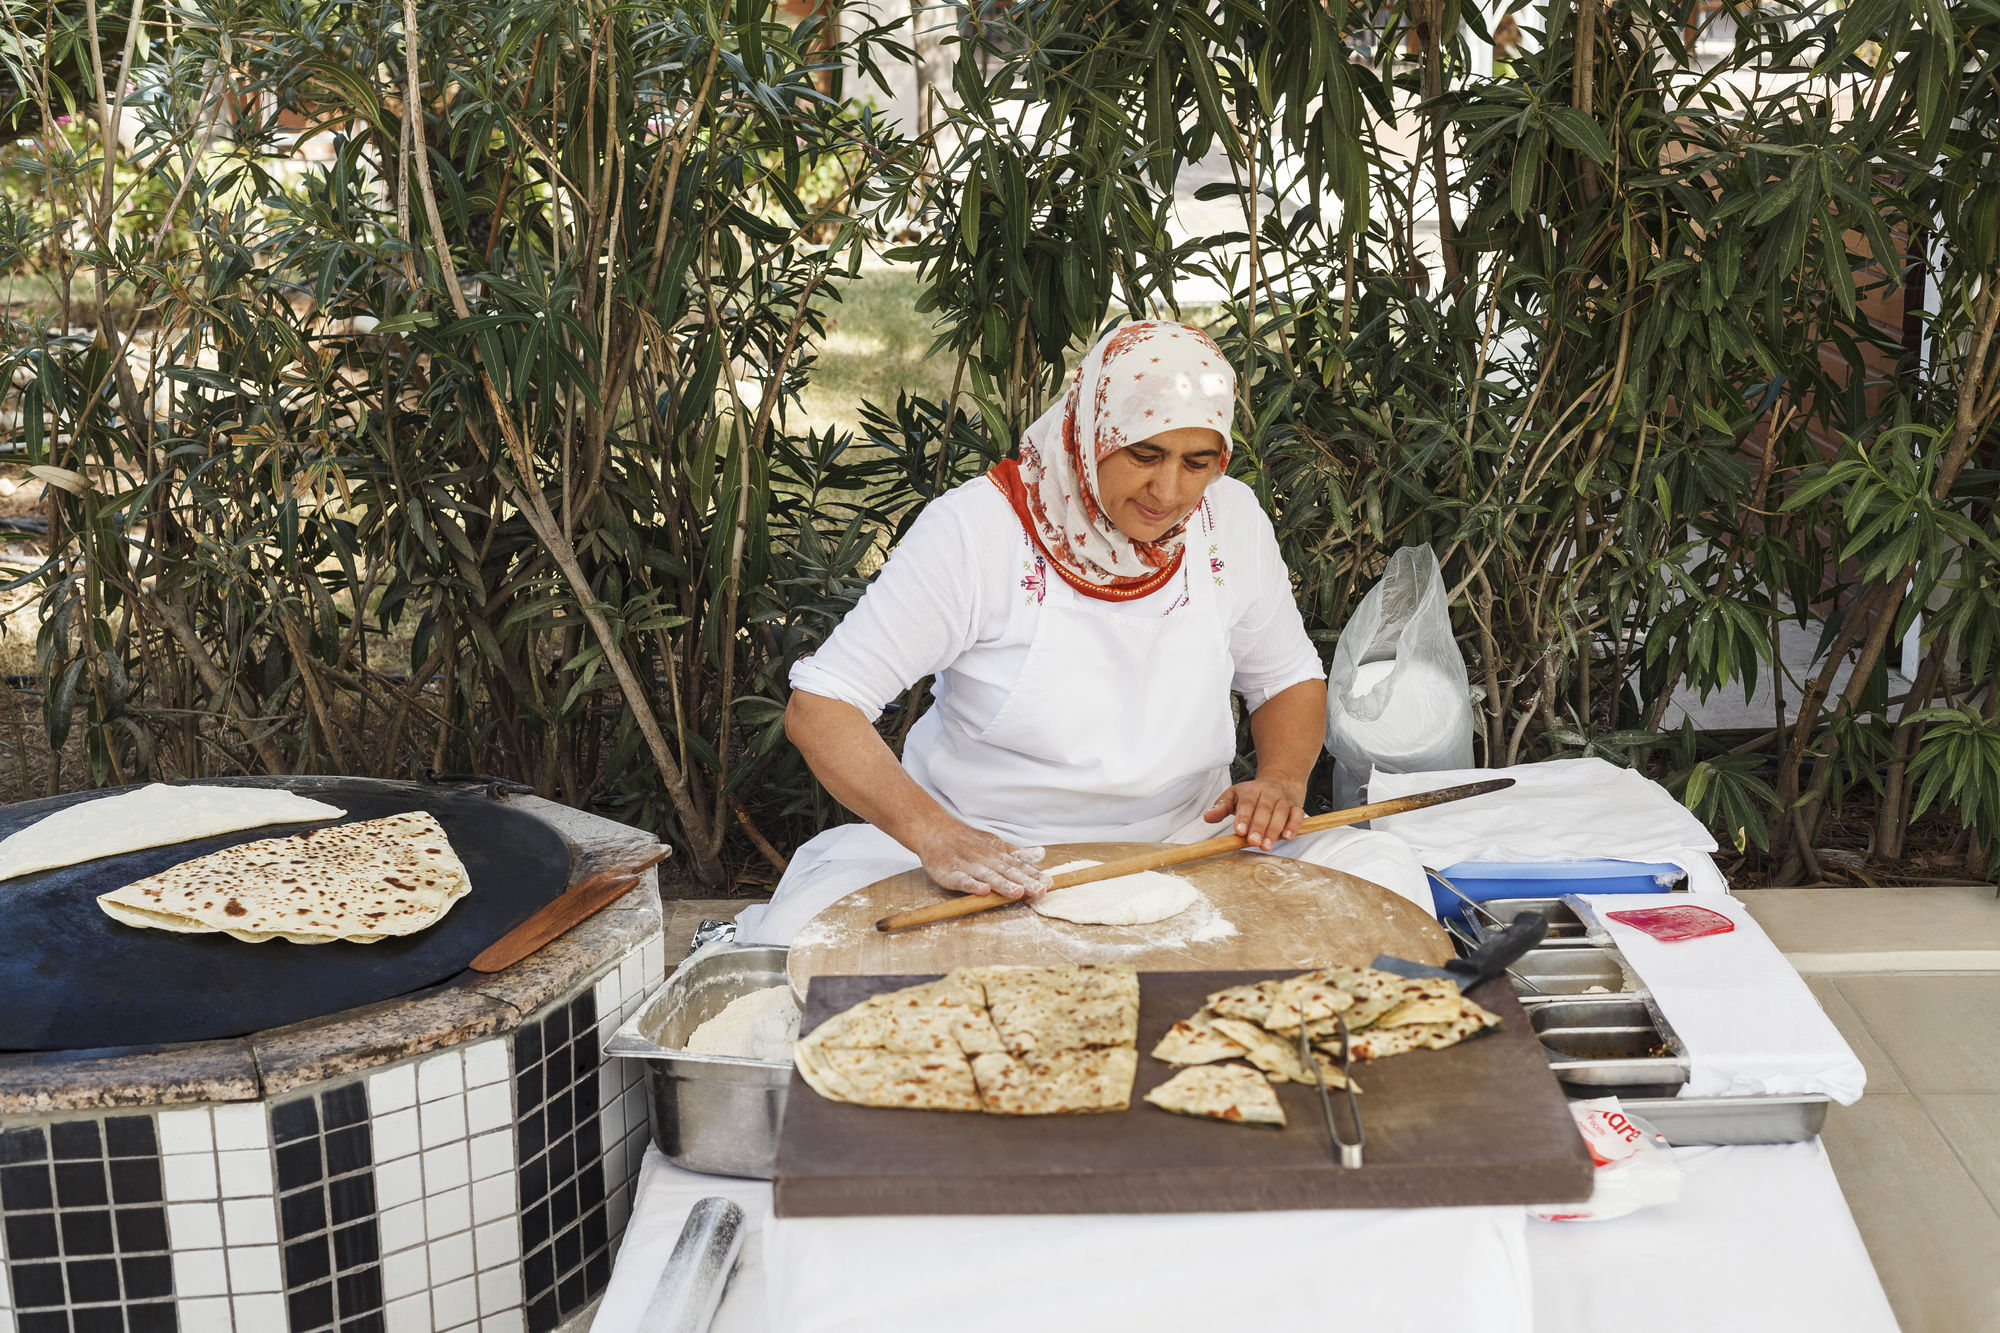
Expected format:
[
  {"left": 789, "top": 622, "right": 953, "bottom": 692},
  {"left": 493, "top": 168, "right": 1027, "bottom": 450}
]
[{"left": 789, "top": 474, "right": 1324, "bottom": 728}]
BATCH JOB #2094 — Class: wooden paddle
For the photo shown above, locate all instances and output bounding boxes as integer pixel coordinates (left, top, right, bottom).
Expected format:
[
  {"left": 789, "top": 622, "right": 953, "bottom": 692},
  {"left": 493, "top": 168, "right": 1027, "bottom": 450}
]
[
  {"left": 469, "top": 847, "right": 672, "bottom": 972},
  {"left": 873, "top": 778, "right": 1515, "bottom": 934}
]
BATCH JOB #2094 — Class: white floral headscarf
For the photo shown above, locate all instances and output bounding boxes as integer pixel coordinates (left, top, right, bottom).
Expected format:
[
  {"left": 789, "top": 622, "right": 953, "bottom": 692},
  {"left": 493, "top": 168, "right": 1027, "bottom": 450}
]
[{"left": 995, "top": 321, "right": 1235, "bottom": 599}]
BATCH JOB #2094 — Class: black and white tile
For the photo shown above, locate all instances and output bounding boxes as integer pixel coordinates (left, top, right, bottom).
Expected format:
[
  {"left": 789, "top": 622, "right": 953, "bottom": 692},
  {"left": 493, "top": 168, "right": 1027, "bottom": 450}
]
[
  {"left": 0, "top": 929, "right": 667, "bottom": 1333},
  {"left": 0, "top": 1115, "right": 177, "bottom": 1333},
  {"left": 271, "top": 1081, "right": 385, "bottom": 1332}
]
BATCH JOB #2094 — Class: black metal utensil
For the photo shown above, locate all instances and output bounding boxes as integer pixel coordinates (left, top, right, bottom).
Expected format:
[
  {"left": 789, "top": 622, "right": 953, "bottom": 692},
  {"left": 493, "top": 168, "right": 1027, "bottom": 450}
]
[{"left": 1371, "top": 911, "right": 1551, "bottom": 990}]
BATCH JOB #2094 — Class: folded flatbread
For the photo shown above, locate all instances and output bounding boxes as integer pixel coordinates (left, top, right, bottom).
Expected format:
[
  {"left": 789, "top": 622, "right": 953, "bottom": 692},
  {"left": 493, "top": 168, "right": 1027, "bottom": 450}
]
[
  {"left": 1341, "top": 1002, "right": 1501, "bottom": 1061},
  {"left": 970, "top": 964, "right": 1140, "bottom": 1054},
  {"left": 0, "top": 784, "right": 345, "bottom": 883},
  {"left": 971, "top": 1048, "right": 1138, "bottom": 1115},
  {"left": 1377, "top": 981, "right": 1467, "bottom": 1028},
  {"left": 1263, "top": 971, "right": 1358, "bottom": 1033},
  {"left": 96, "top": 811, "right": 469, "bottom": 944},
  {"left": 1151, "top": 1010, "right": 1248, "bottom": 1065},
  {"left": 796, "top": 965, "right": 1139, "bottom": 1116},
  {"left": 1205, "top": 980, "right": 1278, "bottom": 1027},
  {"left": 1145, "top": 1064, "right": 1287, "bottom": 1126},
  {"left": 807, "top": 977, "right": 996, "bottom": 1056},
  {"left": 795, "top": 1043, "right": 983, "bottom": 1112}
]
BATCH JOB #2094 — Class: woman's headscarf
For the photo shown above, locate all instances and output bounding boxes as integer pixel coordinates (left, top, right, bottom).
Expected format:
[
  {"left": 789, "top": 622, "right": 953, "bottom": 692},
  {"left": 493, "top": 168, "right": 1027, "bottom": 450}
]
[{"left": 989, "top": 321, "right": 1235, "bottom": 601}]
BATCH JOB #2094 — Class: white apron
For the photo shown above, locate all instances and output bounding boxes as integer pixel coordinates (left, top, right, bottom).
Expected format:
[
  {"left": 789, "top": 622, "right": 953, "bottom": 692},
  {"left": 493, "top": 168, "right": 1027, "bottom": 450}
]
[{"left": 735, "top": 542, "right": 1431, "bottom": 947}]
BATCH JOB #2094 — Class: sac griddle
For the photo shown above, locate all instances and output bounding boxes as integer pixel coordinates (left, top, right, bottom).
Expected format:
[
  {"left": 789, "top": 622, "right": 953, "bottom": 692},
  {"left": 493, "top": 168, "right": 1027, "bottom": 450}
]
[{"left": 0, "top": 776, "right": 573, "bottom": 1051}]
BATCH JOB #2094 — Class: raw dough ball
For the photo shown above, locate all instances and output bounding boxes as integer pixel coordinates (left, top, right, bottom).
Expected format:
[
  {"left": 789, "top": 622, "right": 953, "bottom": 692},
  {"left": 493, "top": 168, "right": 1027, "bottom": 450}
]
[
  {"left": 1031, "top": 859, "right": 1201, "bottom": 926},
  {"left": 684, "top": 985, "right": 800, "bottom": 1061}
]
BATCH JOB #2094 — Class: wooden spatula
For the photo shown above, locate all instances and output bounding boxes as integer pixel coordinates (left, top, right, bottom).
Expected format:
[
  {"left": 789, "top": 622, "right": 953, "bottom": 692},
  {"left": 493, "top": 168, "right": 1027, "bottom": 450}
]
[
  {"left": 873, "top": 778, "right": 1515, "bottom": 933},
  {"left": 469, "top": 847, "right": 672, "bottom": 972}
]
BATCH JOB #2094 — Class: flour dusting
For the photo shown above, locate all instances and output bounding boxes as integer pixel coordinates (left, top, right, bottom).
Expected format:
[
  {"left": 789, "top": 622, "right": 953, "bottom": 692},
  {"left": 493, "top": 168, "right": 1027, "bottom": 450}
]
[{"left": 682, "top": 985, "right": 799, "bottom": 1061}]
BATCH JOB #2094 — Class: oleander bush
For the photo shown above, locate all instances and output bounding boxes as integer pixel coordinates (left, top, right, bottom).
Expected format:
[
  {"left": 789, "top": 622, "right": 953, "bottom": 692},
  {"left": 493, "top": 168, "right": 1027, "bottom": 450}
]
[{"left": 1, "top": 0, "right": 1996, "bottom": 888}]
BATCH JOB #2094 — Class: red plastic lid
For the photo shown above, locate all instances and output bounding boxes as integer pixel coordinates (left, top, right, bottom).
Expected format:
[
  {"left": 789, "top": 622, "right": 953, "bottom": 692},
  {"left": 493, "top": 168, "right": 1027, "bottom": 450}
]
[{"left": 1605, "top": 904, "right": 1736, "bottom": 942}]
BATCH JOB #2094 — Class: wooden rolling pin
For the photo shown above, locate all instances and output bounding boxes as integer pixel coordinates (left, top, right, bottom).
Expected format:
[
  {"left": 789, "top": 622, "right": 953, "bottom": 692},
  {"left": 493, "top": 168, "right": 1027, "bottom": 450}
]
[{"left": 873, "top": 777, "right": 1515, "bottom": 933}]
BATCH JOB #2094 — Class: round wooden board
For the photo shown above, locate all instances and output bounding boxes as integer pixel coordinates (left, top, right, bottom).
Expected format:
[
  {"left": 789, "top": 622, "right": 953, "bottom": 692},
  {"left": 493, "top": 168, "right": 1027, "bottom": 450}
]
[{"left": 786, "top": 842, "right": 1453, "bottom": 996}]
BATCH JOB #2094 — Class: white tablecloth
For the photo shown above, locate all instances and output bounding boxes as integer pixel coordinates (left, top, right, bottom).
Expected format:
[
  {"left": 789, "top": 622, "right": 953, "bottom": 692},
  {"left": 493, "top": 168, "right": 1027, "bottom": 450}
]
[
  {"left": 595, "top": 1139, "right": 1898, "bottom": 1333},
  {"left": 1582, "top": 894, "right": 1868, "bottom": 1105}
]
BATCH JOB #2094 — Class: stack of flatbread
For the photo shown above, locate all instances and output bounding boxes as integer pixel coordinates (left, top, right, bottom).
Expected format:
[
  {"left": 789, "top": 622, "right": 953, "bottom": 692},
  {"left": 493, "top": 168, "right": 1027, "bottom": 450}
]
[
  {"left": 1146, "top": 967, "right": 1501, "bottom": 1128},
  {"left": 794, "top": 964, "right": 1139, "bottom": 1115},
  {"left": 96, "top": 812, "right": 471, "bottom": 944}
]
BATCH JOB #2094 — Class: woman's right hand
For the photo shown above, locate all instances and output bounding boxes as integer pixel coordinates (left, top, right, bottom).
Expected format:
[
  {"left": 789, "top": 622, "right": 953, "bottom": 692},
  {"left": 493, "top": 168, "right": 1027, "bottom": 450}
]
[{"left": 916, "top": 821, "right": 1052, "bottom": 899}]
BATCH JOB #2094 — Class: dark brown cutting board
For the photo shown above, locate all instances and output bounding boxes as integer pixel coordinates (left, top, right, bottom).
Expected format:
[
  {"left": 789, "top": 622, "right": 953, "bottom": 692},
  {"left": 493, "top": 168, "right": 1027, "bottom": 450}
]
[{"left": 773, "top": 970, "right": 1594, "bottom": 1217}]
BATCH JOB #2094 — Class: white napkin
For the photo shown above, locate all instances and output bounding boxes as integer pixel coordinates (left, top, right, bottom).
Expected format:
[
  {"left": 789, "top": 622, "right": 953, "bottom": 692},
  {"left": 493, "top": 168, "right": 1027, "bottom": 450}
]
[
  {"left": 1367, "top": 759, "right": 1729, "bottom": 895},
  {"left": 1579, "top": 894, "right": 1866, "bottom": 1105}
]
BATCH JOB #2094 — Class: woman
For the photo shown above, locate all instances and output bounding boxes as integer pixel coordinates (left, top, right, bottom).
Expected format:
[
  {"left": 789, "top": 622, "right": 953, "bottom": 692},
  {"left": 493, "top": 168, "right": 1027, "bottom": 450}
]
[{"left": 734, "top": 321, "right": 1427, "bottom": 946}]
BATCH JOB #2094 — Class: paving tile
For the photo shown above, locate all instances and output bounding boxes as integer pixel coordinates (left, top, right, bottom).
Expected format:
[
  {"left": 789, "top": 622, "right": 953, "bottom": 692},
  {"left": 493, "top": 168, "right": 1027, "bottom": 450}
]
[
  {"left": 1807, "top": 977, "right": 1907, "bottom": 1093},
  {"left": 1822, "top": 1091, "right": 2000, "bottom": 1332},
  {"left": 1742, "top": 887, "right": 2000, "bottom": 973},
  {"left": 1837, "top": 975, "right": 2000, "bottom": 1093},
  {"left": 1919, "top": 1095, "right": 2000, "bottom": 1212}
]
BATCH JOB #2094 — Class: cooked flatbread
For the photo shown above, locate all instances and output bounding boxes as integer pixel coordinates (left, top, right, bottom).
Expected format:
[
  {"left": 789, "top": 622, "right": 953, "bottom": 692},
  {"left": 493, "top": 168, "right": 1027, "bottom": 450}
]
[
  {"left": 96, "top": 812, "right": 468, "bottom": 944},
  {"left": 971, "top": 1048, "right": 1137, "bottom": 1115},
  {"left": 1344, "top": 1002, "right": 1501, "bottom": 1061},
  {"left": 794, "top": 1044, "right": 983, "bottom": 1112},
  {"left": 1151, "top": 1010, "right": 1248, "bottom": 1065},
  {"left": 1205, "top": 1015, "right": 1354, "bottom": 1087},
  {"left": 1337, "top": 971, "right": 1444, "bottom": 1029},
  {"left": 1205, "top": 980, "right": 1277, "bottom": 1026},
  {"left": 1262, "top": 972, "right": 1358, "bottom": 1033},
  {"left": 1145, "top": 1064, "right": 1287, "bottom": 1126},
  {"left": 0, "top": 784, "right": 345, "bottom": 883},
  {"left": 798, "top": 965, "right": 1139, "bottom": 1116},
  {"left": 970, "top": 964, "right": 1139, "bottom": 1054},
  {"left": 1378, "top": 983, "right": 1467, "bottom": 1028}
]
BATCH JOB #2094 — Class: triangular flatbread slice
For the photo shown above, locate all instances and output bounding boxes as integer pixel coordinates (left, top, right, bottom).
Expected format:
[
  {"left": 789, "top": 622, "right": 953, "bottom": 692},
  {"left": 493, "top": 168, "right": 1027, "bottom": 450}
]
[
  {"left": 96, "top": 812, "right": 467, "bottom": 944},
  {"left": 1151, "top": 1010, "right": 1248, "bottom": 1065},
  {"left": 1337, "top": 971, "right": 1443, "bottom": 1030},
  {"left": 1209, "top": 1016, "right": 1317, "bottom": 1084},
  {"left": 1145, "top": 1064, "right": 1287, "bottom": 1126},
  {"left": 1377, "top": 979, "right": 1466, "bottom": 1028},
  {"left": 1345, "top": 1002, "right": 1501, "bottom": 1061},
  {"left": 1262, "top": 972, "right": 1358, "bottom": 1033},
  {"left": 968, "top": 964, "right": 1139, "bottom": 1054},
  {"left": 970, "top": 1048, "right": 1137, "bottom": 1115},
  {"left": 806, "top": 976, "right": 997, "bottom": 1055},
  {"left": 1205, "top": 980, "right": 1278, "bottom": 1026},
  {"left": 792, "top": 1045, "right": 983, "bottom": 1112}
]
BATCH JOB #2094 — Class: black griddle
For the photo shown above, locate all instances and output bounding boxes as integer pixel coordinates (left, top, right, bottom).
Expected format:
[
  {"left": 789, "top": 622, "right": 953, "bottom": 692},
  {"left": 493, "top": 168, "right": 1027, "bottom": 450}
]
[{"left": 0, "top": 777, "right": 574, "bottom": 1051}]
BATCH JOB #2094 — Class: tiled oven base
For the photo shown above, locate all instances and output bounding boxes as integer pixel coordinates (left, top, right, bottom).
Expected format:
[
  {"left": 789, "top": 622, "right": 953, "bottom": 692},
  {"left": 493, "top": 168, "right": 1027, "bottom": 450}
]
[{"left": 0, "top": 933, "right": 666, "bottom": 1333}]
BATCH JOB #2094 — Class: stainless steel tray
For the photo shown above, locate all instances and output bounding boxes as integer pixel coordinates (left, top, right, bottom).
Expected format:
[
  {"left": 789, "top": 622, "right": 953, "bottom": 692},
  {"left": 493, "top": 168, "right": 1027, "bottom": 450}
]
[
  {"left": 1510, "top": 944, "right": 1640, "bottom": 1003},
  {"left": 605, "top": 944, "right": 793, "bottom": 1180},
  {"left": 1464, "top": 896, "right": 1596, "bottom": 944},
  {"left": 1530, "top": 996, "right": 1689, "bottom": 1096},
  {"left": 1617, "top": 1092, "right": 1832, "bottom": 1145}
]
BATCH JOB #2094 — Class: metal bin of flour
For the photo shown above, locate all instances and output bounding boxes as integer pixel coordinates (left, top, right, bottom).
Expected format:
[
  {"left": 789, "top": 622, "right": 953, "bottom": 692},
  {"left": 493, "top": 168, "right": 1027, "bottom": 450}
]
[{"left": 606, "top": 944, "right": 794, "bottom": 1179}]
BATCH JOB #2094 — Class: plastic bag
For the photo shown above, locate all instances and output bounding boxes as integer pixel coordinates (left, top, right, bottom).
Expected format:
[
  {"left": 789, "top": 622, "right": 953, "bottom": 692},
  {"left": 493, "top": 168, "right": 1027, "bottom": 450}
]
[
  {"left": 1530, "top": 1097, "right": 1684, "bottom": 1222},
  {"left": 1324, "top": 545, "right": 1475, "bottom": 808}
]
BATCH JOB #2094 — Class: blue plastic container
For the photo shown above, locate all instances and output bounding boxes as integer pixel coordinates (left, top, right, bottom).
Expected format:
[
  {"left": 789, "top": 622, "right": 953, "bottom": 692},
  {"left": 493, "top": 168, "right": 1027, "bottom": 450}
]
[{"left": 1428, "top": 859, "right": 1687, "bottom": 924}]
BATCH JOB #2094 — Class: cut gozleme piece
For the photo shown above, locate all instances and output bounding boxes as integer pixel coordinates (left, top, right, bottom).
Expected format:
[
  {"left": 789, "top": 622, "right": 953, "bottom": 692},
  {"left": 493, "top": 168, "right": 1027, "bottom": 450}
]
[
  {"left": 1146, "top": 1064, "right": 1287, "bottom": 1127},
  {"left": 795, "top": 963, "right": 1139, "bottom": 1115}
]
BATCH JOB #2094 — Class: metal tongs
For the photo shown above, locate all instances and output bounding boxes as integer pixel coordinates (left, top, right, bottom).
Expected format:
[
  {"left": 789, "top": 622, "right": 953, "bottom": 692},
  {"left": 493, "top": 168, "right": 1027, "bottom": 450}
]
[{"left": 1297, "top": 1017, "right": 1364, "bottom": 1168}]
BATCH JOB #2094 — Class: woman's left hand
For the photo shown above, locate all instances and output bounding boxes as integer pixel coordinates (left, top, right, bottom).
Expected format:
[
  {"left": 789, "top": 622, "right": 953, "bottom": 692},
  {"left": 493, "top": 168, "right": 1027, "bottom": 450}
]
[{"left": 1203, "top": 778, "right": 1308, "bottom": 851}]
